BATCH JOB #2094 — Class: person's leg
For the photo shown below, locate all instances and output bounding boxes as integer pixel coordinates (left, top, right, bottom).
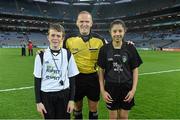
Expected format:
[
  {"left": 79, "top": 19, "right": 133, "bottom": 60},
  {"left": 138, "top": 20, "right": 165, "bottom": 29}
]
[
  {"left": 31, "top": 49, "right": 33, "bottom": 56},
  {"left": 28, "top": 49, "right": 30, "bottom": 56},
  {"left": 55, "top": 90, "right": 70, "bottom": 119},
  {"left": 41, "top": 92, "right": 56, "bottom": 119},
  {"left": 21, "top": 48, "right": 23, "bottom": 56},
  {"left": 118, "top": 109, "right": 128, "bottom": 119},
  {"left": 86, "top": 73, "right": 100, "bottom": 119},
  {"left": 74, "top": 100, "right": 83, "bottom": 119},
  {"left": 109, "top": 110, "right": 118, "bottom": 119},
  {"left": 88, "top": 99, "right": 98, "bottom": 119},
  {"left": 105, "top": 83, "right": 121, "bottom": 119},
  {"left": 22, "top": 48, "right": 25, "bottom": 56},
  {"left": 24, "top": 48, "right": 26, "bottom": 56},
  {"left": 54, "top": 97, "right": 66, "bottom": 119},
  {"left": 119, "top": 83, "right": 134, "bottom": 119},
  {"left": 74, "top": 74, "right": 85, "bottom": 119}
]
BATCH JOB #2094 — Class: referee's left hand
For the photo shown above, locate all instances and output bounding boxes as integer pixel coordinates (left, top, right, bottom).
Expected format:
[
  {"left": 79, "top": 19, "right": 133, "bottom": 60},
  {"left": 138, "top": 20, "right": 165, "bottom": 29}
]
[
  {"left": 124, "top": 90, "right": 135, "bottom": 103},
  {"left": 126, "top": 41, "right": 135, "bottom": 45},
  {"left": 36, "top": 49, "right": 45, "bottom": 54},
  {"left": 67, "top": 100, "right": 74, "bottom": 113}
]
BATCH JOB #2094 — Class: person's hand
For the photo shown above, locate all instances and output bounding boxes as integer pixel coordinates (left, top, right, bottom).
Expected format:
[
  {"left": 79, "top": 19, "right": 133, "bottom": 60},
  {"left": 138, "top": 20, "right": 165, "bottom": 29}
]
[
  {"left": 127, "top": 41, "right": 134, "bottom": 45},
  {"left": 36, "top": 103, "right": 47, "bottom": 118},
  {"left": 36, "top": 49, "right": 45, "bottom": 54},
  {"left": 102, "top": 91, "right": 113, "bottom": 103},
  {"left": 124, "top": 90, "right": 135, "bottom": 103},
  {"left": 67, "top": 100, "right": 74, "bottom": 113}
]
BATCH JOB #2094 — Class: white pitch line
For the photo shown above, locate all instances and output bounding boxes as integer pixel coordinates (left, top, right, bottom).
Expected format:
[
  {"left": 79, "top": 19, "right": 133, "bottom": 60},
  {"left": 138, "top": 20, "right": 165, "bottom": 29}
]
[
  {"left": 0, "top": 86, "right": 34, "bottom": 92},
  {"left": 139, "top": 69, "right": 180, "bottom": 76},
  {"left": 0, "top": 69, "right": 180, "bottom": 92}
]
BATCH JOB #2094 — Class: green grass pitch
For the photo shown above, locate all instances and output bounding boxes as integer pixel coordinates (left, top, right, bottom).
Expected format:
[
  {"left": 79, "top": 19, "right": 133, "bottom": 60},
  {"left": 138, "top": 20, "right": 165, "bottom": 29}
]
[{"left": 0, "top": 48, "right": 180, "bottom": 119}]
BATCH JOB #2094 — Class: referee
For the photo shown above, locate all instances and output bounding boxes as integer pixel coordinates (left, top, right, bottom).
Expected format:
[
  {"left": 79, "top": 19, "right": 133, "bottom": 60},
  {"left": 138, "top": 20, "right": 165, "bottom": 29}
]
[
  {"left": 33, "top": 23, "right": 79, "bottom": 119},
  {"left": 64, "top": 11, "right": 106, "bottom": 119}
]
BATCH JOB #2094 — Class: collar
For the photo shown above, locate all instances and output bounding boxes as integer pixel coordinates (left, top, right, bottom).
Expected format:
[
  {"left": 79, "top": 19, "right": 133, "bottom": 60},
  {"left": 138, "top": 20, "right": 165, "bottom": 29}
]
[
  {"left": 110, "top": 41, "right": 126, "bottom": 50},
  {"left": 48, "top": 47, "right": 61, "bottom": 56},
  {"left": 79, "top": 33, "right": 92, "bottom": 42}
]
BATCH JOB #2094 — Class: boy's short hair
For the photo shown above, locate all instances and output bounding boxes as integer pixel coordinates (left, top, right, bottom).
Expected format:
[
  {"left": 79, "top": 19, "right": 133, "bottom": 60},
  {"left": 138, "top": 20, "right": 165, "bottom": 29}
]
[
  {"left": 110, "top": 19, "right": 127, "bottom": 32},
  {"left": 48, "top": 23, "right": 65, "bottom": 37}
]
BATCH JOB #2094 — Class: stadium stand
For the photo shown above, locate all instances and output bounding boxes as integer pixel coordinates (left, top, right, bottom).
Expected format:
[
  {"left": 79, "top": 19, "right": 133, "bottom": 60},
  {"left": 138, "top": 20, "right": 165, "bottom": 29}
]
[{"left": 0, "top": 0, "right": 180, "bottom": 49}]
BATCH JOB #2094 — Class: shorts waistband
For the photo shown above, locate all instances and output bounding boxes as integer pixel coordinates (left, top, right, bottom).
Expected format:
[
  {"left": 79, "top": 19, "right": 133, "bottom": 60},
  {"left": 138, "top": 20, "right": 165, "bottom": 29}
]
[{"left": 41, "top": 88, "right": 69, "bottom": 95}]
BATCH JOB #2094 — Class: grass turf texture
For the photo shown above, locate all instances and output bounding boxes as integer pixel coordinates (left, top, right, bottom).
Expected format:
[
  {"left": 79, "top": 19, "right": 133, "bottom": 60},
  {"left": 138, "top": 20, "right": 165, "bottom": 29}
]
[{"left": 0, "top": 48, "right": 180, "bottom": 119}]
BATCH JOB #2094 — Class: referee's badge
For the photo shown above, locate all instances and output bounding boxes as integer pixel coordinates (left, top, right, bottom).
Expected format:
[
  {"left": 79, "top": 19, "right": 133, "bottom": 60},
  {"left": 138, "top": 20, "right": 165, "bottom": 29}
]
[{"left": 122, "top": 55, "right": 127, "bottom": 63}]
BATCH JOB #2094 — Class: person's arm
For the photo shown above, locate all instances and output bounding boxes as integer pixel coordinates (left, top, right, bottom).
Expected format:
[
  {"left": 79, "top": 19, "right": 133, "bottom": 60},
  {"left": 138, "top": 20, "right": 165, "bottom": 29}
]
[
  {"left": 67, "top": 76, "right": 75, "bottom": 113},
  {"left": 97, "top": 46, "right": 113, "bottom": 103},
  {"left": 98, "top": 68, "right": 105, "bottom": 94},
  {"left": 34, "top": 77, "right": 42, "bottom": 103},
  {"left": 98, "top": 68, "right": 113, "bottom": 103},
  {"left": 124, "top": 67, "right": 138, "bottom": 103},
  {"left": 66, "top": 52, "right": 79, "bottom": 113},
  {"left": 34, "top": 77, "right": 47, "bottom": 118},
  {"left": 132, "top": 68, "right": 138, "bottom": 92},
  {"left": 69, "top": 76, "right": 75, "bottom": 101},
  {"left": 33, "top": 54, "right": 47, "bottom": 118}
]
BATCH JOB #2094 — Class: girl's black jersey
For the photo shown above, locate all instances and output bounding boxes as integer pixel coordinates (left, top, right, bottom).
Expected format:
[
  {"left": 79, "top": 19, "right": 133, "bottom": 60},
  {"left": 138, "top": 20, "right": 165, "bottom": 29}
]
[{"left": 97, "top": 41, "right": 143, "bottom": 85}]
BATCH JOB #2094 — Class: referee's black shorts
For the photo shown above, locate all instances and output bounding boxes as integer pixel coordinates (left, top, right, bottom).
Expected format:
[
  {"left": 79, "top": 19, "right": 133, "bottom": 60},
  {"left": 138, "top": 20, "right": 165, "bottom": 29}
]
[
  {"left": 105, "top": 82, "right": 135, "bottom": 110},
  {"left": 74, "top": 73, "right": 100, "bottom": 102},
  {"left": 41, "top": 89, "right": 70, "bottom": 119}
]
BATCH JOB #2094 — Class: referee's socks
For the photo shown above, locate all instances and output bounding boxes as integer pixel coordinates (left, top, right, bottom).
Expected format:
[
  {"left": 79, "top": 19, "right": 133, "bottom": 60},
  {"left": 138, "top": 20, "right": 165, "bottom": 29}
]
[
  {"left": 89, "top": 111, "right": 98, "bottom": 119},
  {"left": 74, "top": 110, "right": 83, "bottom": 119}
]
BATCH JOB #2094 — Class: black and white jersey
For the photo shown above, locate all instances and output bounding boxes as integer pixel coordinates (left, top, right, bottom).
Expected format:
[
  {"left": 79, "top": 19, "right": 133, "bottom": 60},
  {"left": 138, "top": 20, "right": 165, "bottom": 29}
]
[
  {"left": 33, "top": 47, "right": 79, "bottom": 92},
  {"left": 97, "top": 42, "right": 143, "bottom": 85}
]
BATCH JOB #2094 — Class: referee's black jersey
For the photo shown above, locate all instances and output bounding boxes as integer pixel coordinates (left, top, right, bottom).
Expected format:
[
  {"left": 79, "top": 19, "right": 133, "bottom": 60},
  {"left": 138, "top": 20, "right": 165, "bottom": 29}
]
[{"left": 97, "top": 41, "right": 143, "bottom": 85}]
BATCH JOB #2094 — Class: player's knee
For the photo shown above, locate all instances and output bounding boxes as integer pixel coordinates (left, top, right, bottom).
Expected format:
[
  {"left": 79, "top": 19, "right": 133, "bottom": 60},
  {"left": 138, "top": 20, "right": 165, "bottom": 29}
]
[
  {"left": 109, "top": 110, "right": 118, "bottom": 119},
  {"left": 75, "top": 101, "right": 83, "bottom": 110},
  {"left": 89, "top": 106, "right": 97, "bottom": 112},
  {"left": 88, "top": 102, "right": 98, "bottom": 112},
  {"left": 119, "top": 109, "right": 128, "bottom": 119}
]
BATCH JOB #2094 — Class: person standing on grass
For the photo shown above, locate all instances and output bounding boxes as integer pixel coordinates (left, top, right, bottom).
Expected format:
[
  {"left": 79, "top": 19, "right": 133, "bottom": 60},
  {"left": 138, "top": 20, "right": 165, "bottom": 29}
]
[
  {"left": 28, "top": 40, "right": 33, "bottom": 56},
  {"left": 63, "top": 11, "right": 106, "bottom": 119},
  {"left": 21, "top": 40, "right": 26, "bottom": 56},
  {"left": 98, "top": 19, "right": 143, "bottom": 119},
  {"left": 33, "top": 23, "right": 79, "bottom": 119}
]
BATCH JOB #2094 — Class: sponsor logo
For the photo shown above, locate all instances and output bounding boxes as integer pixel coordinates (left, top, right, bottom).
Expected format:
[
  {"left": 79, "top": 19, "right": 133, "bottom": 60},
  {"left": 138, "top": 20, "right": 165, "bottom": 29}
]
[
  {"left": 122, "top": 55, "right": 127, "bottom": 63},
  {"left": 108, "top": 58, "right": 113, "bottom": 61}
]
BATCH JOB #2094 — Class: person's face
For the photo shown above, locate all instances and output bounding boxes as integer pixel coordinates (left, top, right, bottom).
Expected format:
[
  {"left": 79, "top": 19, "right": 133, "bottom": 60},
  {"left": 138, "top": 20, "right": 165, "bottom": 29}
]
[
  {"left": 48, "top": 29, "right": 64, "bottom": 48},
  {"left": 110, "top": 24, "right": 125, "bottom": 42},
  {"left": 76, "top": 13, "right": 93, "bottom": 35}
]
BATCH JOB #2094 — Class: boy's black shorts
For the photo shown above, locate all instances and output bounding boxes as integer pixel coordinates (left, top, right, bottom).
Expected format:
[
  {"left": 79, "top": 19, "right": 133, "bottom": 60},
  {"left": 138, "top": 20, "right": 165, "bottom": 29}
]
[
  {"left": 105, "top": 82, "right": 135, "bottom": 110},
  {"left": 41, "top": 89, "right": 70, "bottom": 119},
  {"left": 74, "top": 73, "right": 100, "bottom": 102}
]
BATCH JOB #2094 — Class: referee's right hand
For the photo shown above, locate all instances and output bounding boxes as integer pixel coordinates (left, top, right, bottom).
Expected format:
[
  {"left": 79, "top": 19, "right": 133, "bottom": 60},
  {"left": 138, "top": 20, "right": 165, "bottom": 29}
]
[{"left": 36, "top": 103, "right": 47, "bottom": 118}]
